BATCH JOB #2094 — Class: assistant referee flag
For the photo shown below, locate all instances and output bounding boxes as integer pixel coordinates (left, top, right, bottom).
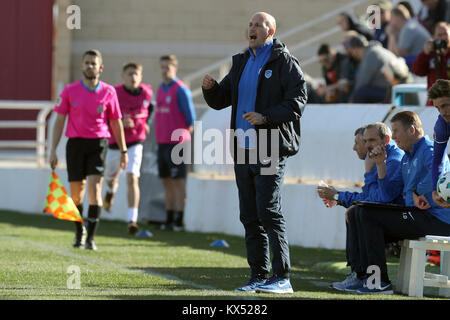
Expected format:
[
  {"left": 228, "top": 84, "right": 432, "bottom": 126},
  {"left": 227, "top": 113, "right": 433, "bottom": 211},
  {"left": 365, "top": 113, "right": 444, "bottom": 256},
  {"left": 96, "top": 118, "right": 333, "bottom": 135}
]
[{"left": 43, "top": 171, "right": 83, "bottom": 222}]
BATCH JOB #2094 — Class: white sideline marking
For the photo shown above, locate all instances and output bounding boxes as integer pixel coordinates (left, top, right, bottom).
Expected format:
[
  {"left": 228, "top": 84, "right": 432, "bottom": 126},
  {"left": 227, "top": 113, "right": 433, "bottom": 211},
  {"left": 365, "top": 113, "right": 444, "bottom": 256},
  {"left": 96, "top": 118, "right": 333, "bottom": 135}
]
[{"left": 0, "top": 234, "right": 259, "bottom": 299}]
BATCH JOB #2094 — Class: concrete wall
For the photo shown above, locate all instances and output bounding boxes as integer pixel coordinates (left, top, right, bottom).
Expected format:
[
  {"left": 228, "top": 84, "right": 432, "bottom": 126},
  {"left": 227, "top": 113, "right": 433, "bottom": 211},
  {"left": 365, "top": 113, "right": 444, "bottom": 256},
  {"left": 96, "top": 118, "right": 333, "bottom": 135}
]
[{"left": 0, "top": 104, "right": 441, "bottom": 250}]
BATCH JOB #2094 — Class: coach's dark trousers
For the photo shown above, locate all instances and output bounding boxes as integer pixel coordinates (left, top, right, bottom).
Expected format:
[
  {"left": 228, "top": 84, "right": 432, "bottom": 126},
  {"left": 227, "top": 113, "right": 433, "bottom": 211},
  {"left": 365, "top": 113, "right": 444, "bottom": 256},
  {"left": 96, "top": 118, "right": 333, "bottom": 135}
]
[
  {"left": 357, "top": 206, "right": 450, "bottom": 283},
  {"left": 346, "top": 206, "right": 366, "bottom": 276},
  {"left": 234, "top": 152, "right": 290, "bottom": 279}
]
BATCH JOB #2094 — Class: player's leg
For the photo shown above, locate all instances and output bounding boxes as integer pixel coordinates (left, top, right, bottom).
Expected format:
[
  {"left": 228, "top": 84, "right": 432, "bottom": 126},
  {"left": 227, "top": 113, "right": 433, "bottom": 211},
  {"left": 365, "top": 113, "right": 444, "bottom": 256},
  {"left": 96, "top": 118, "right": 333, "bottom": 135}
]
[
  {"left": 161, "top": 178, "right": 176, "bottom": 230},
  {"left": 103, "top": 148, "right": 121, "bottom": 212},
  {"left": 125, "top": 144, "right": 143, "bottom": 234},
  {"left": 66, "top": 138, "right": 88, "bottom": 248},
  {"left": 172, "top": 177, "right": 186, "bottom": 231},
  {"left": 158, "top": 144, "right": 176, "bottom": 230},
  {"left": 70, "top": 180, "right": 87, "bottom": 248},
  {"left": 85, "top": 174, "right": 103, "bottom": 250},
  {"left": 126, "top": 173, "right": 140, "bottom": 234},
  {"left": 83, "top": 138, "right": 108, "bottom": 250}
]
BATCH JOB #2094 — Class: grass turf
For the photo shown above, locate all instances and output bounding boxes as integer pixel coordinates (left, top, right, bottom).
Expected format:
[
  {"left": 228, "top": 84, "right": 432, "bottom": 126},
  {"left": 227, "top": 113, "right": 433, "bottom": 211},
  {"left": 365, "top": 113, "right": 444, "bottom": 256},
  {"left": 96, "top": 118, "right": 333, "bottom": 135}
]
[{"left": 0, "top": 210, "right": 445, "bottom": 300}]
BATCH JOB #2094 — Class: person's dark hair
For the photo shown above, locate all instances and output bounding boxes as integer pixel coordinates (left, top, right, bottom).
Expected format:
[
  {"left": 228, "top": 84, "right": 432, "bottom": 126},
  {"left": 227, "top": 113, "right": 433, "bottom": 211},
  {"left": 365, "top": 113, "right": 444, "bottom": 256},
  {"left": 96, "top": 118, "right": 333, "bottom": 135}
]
[
  {"left": 428, "top": 79, "right": 450, "bottom": 100},
  {"left": 391, "top": 111, "right": 424, "bottom": 134},
  {"left": 82, "top": 49, "right": 103, "bottom": 65},
  {"left": 348, "top": 34, "right": 369, "bottom": 48},
  {"left": 160, "top": 54, "right": 178, "bottom": 67},
  {"left": 391, "top": 4, "right": 411, "bottom": 20},
  {"left": 122, "top": 61, "right": 143, "bottom": 73},
  {"left": 354, "top": 125, "right": 367, "bottom": 138},
  {"left": 317, "top": 43, "right": 332, "bottom": 56},
  {"left": 398, "top": 1, "right": 415, "bottom": 18}
]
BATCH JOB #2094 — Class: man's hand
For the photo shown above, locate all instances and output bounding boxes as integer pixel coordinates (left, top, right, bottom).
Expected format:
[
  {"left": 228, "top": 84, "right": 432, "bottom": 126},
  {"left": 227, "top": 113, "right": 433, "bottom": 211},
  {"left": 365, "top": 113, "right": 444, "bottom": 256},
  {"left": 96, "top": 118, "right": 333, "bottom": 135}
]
[
  {"left": 432, "top": 190, "right": 450, "bottom": 208},
  {"left": 424, "top": 39, "right": 434, "bottom": 55},
  {"left": 364, "top": 153, "right": 375, "bottom": 173},
  {"left": 322, "top": 198, "right": 338, "bottom": 208},
  {"left": 123, "top": 117, "right": 135, "bottom": 129},
  {"left": 317, "top": 185, "right": 338, "bottom": 201},
  {"left": 49, "top": 150, "right": 58, "bottom": 170},
  {"left": 243, "top": 112, "right": 265, "bottom": 125},
  {"left": 413, "top": 192, "right": 431, "bottom": 210},
  {"left": 202, "top": 74, "right": 216, "bottom": 90},
  {"left": 120, "top": 153, "right": 128, "bottom": 170},
  {"left": 188, "top": 125, "right": 194, "bottom": 135},
  {"left": 368, "top": 145, "right": 387, "bottom": 165}
]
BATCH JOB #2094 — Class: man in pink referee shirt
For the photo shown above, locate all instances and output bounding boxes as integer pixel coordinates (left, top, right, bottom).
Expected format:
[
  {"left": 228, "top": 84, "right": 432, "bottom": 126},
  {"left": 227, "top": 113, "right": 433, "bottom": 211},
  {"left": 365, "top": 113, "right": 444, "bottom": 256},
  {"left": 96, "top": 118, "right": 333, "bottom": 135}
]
[{"left": 49, "top": 49, "right": 128, "bottom": 250}]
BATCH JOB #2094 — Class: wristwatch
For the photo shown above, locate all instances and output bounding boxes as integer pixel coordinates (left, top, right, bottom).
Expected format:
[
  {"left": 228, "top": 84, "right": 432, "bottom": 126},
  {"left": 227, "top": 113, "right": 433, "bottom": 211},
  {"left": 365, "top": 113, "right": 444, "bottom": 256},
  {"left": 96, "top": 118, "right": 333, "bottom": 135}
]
[
  {"left": 333, "top": 193, "right": 339, "bottom": 201},
  {"left": 121, "top": 150, "right": 128, "bottom": 154},
  {"left": 262, "top": 115, "right": 268, "bottom": 124}
]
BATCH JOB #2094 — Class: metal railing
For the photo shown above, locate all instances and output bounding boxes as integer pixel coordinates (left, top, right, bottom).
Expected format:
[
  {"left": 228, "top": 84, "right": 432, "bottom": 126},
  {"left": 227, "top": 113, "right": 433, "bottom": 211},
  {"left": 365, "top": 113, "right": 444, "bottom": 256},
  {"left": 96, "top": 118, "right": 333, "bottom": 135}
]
[
  {"left": 0, "top": 100, "right": 54, "bottom": 167},
  {"left": 183, "top": 0, "right": 373, "bottom": 99}
]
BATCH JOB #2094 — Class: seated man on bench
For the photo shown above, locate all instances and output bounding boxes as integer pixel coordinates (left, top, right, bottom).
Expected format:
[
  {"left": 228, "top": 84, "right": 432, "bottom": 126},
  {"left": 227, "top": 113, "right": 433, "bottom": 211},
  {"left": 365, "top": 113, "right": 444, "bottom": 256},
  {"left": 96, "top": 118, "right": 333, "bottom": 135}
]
[
  {"left": 318, "top": 122, "right": 404, "bottom": 291},
  {"left": 356, "top": 111, "right": 450, "bottom": 294}
]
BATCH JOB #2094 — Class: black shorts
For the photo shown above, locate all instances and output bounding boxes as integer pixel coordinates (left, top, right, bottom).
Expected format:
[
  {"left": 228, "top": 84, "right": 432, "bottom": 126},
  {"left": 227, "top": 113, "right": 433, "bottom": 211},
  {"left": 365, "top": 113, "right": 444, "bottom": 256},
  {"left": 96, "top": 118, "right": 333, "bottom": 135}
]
[
  {"left": 157, "top": 143, "right": 187, "bottom": 179},
  {"left": 66, "top": 138, "right": 108, "bottom": 182}
]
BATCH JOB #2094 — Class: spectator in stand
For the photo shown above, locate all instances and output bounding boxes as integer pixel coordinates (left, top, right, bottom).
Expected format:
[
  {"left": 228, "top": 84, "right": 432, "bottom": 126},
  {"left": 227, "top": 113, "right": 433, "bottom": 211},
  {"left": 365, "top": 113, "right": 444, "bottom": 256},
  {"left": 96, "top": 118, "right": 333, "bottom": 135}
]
[
  {"left": 341, "top": 31, "right": 361, "bottom": 98},
  {"left": 398, "top": 1, "right": 416, "bottom": 19},
  {"left": 304, "top": 73, "right": 325, "bottom": 104},
  {"left": 338, "top": 12, "right": 374, "bottom": 41},
  {"left": 316, "top": 43, "right": 350, "bottom": 103},
  {"left": 412, "top": 21, "right": 450, "bottom": 106},
  {"left": 372, "top": 0, "right": 393, "bottom": 49},
  {"left": 347, "top": 34, "right": 410, "bottom": 103},
  {"left": 419, "top": 0, "right": 450, "bottom": 34},
  {"left": 386, "top": 4, "right": 431, "bottom": 69}
]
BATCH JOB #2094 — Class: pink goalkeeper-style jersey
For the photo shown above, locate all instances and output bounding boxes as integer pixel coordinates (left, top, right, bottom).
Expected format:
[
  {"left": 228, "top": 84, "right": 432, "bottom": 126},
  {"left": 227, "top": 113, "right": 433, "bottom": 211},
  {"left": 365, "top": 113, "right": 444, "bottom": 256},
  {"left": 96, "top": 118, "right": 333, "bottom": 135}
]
[
  {"left": 155, "top": 79, "right": 191, "bottom": 144},
  {"left": 108, "top": 84, "right": 153, "bottom": 145},
  {"left": 54, "top": 79, "right": 122, "bottom": 138}
]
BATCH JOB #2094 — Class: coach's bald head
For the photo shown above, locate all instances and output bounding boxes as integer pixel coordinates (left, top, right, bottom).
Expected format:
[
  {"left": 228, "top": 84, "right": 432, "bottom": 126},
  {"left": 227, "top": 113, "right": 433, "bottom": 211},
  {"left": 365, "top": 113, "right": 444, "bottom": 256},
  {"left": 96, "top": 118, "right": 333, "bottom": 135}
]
[{"left": 248, "top": 12, "right": 276, "bottom": 52}]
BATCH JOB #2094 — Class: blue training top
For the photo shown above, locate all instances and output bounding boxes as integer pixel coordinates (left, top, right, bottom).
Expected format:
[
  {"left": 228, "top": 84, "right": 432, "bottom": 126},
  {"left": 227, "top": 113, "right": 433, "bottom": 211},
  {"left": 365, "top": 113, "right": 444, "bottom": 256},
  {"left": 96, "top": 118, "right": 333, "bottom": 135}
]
[
  {"left": 378, "top": 136, "right": 450, "bottom": 225},
  {"left": 338, "top": 140, "right": 404, "bottom": 208},
  {"left": 235, "top": 40, "right": 273, "bottom": 149},
  {"left": 432, "top": 114, "right": 450, "bottom": 190}
]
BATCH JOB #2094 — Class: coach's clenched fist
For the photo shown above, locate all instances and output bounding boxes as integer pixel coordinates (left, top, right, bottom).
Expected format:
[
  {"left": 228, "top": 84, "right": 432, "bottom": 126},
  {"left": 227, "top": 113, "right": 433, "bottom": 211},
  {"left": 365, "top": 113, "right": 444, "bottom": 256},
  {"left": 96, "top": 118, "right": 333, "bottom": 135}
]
[{"left": 202, "top": 74, "right": 216, "bottom": 90}]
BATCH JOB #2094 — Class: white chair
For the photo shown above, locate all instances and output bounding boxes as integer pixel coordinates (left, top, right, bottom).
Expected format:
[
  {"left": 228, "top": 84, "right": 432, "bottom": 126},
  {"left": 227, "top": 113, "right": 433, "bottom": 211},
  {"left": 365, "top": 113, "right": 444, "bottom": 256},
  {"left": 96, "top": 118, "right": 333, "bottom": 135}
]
[{"left": 397, "top": 236, "right": 450, "bottom": 298}]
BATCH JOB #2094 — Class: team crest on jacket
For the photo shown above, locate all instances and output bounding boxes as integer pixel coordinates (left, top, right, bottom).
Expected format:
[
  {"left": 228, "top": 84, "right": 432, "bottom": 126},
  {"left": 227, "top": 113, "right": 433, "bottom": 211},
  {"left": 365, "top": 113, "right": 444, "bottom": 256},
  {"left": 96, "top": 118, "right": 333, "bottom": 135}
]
[
  {"left": 166, "top": 96, "right": 172, "bottom": 104},
  {"left": 265, "top": 70, "right": 272, "bottom": 79},
  {"left": 97, "top": 105, "right": 104, "bottom": 114}
]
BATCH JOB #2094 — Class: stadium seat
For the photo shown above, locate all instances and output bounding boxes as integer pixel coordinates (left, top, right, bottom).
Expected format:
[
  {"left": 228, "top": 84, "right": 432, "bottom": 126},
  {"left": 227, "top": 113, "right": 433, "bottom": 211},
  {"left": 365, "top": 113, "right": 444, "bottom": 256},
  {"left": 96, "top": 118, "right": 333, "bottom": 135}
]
[
  {"left": 397, "top": 236, "right": 450, "bottom": 298},
  {"left": 391, "top": 83, "right": 427, "bottom": 107}
]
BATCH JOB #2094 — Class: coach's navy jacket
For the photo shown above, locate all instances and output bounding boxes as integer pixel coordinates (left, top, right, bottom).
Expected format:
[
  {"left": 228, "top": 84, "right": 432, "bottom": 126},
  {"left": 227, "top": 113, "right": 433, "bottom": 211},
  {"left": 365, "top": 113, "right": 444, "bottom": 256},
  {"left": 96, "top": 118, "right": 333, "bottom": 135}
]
[{"left": 202, "top": 38, "right": 307, "bottom": 160}]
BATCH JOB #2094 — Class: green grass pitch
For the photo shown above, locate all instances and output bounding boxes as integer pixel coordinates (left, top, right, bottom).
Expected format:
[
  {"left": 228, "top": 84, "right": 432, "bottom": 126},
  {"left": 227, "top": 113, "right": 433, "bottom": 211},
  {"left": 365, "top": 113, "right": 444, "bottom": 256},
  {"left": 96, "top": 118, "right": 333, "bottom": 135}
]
[{"left": 0, "top": 210, "right": 445, "bottom": 300}]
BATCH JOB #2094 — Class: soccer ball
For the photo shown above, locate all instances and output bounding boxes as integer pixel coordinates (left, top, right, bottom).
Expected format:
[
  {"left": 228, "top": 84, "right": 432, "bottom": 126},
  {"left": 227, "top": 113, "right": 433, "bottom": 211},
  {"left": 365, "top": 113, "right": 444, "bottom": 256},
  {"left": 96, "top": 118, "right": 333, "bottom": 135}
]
[{"left": 436, "top": 172, "right": 450, "bottom": 204}]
